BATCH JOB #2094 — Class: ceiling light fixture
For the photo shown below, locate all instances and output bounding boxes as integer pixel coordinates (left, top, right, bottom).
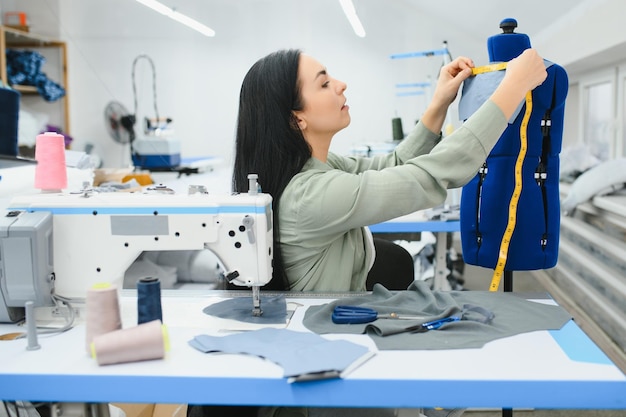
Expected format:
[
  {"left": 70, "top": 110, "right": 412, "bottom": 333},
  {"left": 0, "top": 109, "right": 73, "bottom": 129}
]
[
  {"left": 135, "top": 0, "right": 215, "bottom": 37},
  {"left": 339, "top": 0, "right": 366, "bottom": 38}
]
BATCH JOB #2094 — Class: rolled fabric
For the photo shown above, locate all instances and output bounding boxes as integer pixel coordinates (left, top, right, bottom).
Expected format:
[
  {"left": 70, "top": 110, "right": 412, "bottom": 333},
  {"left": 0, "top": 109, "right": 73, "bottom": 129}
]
[{"left": 0, "top": 88, "right": 20, "bottom": 156}]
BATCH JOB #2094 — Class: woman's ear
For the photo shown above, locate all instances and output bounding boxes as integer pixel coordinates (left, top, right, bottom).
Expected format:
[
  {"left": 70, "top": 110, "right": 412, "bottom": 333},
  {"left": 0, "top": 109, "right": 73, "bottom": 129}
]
[{"left": 292, "top": 112, "right": 306, "bottom": 131}]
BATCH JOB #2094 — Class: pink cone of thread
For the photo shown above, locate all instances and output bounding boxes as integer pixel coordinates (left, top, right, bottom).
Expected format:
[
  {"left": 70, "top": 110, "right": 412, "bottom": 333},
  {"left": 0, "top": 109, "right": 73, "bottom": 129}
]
[
  {"left": 85, "top": 283, "right": 122, "bottom": 354},
  {"left": 91, "top": 320, "right": 166, "bottom": 366},
  {"left": 34, "top": 132, "right": 67, "bottom": 192}
]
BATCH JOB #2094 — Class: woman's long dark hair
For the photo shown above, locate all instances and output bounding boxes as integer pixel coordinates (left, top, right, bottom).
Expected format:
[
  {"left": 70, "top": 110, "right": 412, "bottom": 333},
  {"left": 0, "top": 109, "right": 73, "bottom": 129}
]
[{"left": 233, "top": 49, "right": 312, "bottom": 290}]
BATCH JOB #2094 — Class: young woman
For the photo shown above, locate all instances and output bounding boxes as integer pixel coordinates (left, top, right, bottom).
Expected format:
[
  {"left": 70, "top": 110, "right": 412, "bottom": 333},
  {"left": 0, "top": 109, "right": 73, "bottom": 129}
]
[
  {"left": 188, "top": 47, "right": 549, "bottom": 417},
  {"left": 233, "top": 48, "right": 547, "bottom": 294}
]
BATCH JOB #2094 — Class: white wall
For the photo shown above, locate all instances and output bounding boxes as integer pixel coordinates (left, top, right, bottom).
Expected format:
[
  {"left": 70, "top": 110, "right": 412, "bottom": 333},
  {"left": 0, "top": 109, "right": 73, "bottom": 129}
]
[
  {"left": 534, "top": 0, "right": 626, "bottom": 159},
  {"left": 534, "top": 0, "right": 626, "bottom": 75},
  {"left": 5, "top": 0, "right": 626, "bottom": 169},
  {"left": 5, "top": 0, "right": 487, "bottom": 168}
]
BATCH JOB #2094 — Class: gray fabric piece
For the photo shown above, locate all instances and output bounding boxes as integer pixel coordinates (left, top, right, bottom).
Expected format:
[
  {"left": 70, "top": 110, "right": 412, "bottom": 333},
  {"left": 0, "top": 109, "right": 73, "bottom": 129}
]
[
  {"left": 202, "top": 295, "right": 287, "bottom": 324},
  {"left": 302, "top": 281, "right": 572, "bottom": 350},
  {"left": 189, "top": 328, "right": 371, "bottom": 379}
]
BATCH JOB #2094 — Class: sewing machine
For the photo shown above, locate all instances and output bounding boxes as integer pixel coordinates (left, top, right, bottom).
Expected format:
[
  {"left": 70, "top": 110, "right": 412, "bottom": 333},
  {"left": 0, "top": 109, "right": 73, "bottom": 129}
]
[{"left": 0, "top": 176, "right": 273, "bottom": 322}]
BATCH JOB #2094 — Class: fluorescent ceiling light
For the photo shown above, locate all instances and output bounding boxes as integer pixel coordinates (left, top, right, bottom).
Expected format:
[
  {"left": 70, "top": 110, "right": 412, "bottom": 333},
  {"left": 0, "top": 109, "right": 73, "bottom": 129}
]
[
  {"left": 135, "top": 0, "right": 216, "bottom": 37},
  {"left": 339, "top": 0, "right": 366, "bottom": 37}
]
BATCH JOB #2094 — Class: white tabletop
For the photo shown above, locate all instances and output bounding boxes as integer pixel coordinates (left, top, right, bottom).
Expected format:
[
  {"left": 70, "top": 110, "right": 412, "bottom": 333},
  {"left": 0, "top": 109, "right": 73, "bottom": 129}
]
[{"left": 1, "top": 291, "right": 625, "bottom": 409}]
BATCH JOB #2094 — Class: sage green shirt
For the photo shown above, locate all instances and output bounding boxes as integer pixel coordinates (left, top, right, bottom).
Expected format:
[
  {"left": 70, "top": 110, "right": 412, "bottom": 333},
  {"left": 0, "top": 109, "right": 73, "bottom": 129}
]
[{"left": 279, "top": 100, "right": 508, "bottom": 292}]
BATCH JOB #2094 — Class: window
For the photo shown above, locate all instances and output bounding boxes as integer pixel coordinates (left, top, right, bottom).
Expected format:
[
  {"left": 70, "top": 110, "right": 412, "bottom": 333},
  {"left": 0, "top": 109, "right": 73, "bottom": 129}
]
[
  {"left": 618, "top": 63, "right": 626, "bottom": 157},
  {"left": 574, "top": 68, "right": 617, "bottom": 161}
]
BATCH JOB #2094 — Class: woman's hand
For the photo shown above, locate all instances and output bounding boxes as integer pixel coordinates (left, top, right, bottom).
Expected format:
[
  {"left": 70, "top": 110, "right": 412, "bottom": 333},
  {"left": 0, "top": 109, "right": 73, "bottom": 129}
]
[
  {"left": 503, "top": 48, "right": 548, "bottom": 93},
  {"left": 421, "top": 56, "right": 474, "bottom": 134},
  {"left": 491, "top": 48, "right": 548, "bottom": 120},
  {"left": 431, "top": 56, "right": 475, "bottom": 108}
]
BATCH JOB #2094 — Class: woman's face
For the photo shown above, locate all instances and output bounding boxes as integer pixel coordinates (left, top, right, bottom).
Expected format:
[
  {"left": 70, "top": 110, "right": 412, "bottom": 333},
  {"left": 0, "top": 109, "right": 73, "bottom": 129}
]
[{"left": 294, "top": 54, "right": 350, "bottom": 139}]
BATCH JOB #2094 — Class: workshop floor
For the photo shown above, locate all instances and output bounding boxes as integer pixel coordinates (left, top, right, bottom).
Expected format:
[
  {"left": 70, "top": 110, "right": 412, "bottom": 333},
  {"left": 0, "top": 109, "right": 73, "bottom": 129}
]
[{"left": 397, "top": 257, "right": 626, "bottom": 417}]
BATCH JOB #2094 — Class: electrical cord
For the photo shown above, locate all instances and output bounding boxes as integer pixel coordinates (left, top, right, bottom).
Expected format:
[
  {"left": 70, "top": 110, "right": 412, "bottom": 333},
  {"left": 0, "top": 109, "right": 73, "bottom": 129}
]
[
  {"left": 46, "top": 293, "right": 77, "bottom": 335},
  {"left": 13, "top": 293, "right": 76, "bottom": 340},
  {"left": 131, "top": 54, "right": 160, "bottom": 125}
]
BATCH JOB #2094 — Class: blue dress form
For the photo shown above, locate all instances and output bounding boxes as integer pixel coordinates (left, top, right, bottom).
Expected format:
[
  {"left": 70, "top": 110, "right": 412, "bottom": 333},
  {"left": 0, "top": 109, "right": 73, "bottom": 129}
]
[{"left": 460, "top": 19, "right": 569, "bottom": 271}]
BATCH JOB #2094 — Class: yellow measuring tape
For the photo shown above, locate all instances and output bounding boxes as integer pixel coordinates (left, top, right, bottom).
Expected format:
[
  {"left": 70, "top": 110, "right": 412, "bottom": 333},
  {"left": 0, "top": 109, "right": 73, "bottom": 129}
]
[
  {"left": 471, "top": 62, "right": 508, "bottom": 76},
  {"left": 489, "top": 91, "right": 532, "bottom": 291},
  {"left": 470, "top": 62, "right": 533, "bottom": 291}
]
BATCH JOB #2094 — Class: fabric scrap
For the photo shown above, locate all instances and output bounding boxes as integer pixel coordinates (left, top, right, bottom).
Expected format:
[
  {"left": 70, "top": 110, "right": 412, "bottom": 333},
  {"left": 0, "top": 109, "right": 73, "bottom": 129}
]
[
  {"left": 302, "top": 281, "right": 572, "bottom": 350},
  {"left": 203, "top": 294, "right": 287, "bottom": 324},
  {"left": 189, "top": 328, "right": 372, "bottom": 379}
]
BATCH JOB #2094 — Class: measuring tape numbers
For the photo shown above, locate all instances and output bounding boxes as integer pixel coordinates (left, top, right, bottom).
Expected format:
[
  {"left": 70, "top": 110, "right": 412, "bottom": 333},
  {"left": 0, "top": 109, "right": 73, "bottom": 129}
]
[
  {"left": 470, "top": 62, "right": 533, "bottom": 291},
  {"left": 471, "top": 62, "right": 507, "bottom": 76},
  {"left": 489, "top": 91, "right": 533, "bottom": 291}
]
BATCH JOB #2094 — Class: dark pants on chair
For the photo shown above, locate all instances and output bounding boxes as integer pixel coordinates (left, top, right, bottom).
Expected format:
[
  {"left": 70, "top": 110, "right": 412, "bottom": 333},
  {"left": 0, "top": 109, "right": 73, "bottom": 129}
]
[{"left": 366, "top": 238, "right": 415, "bottom": 291}]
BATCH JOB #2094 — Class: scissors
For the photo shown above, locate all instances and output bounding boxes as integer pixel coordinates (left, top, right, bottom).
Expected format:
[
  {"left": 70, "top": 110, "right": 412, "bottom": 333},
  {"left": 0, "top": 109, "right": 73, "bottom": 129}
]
[
  {"left": 331, "top": 305, "right": 430, "bottom": 324},
  {"left": 414, "top": 315, "right": 461, "bottom": 332}
]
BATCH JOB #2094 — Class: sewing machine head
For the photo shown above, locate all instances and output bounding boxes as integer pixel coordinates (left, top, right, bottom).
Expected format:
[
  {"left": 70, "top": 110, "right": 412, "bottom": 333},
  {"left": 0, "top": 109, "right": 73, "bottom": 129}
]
[{"left": 0, "top": 178, "right": 273, "bottom": 322}]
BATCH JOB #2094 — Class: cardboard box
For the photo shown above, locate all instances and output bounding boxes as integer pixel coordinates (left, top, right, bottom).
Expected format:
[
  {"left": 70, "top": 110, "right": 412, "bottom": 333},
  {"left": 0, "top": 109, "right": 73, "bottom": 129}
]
[{"left": 112, "top": 403, "right": 187, "bottom": 417}]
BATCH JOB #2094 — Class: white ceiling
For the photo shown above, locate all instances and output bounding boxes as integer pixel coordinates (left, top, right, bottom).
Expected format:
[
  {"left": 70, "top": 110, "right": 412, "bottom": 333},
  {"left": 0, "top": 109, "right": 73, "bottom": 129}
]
[{"left": 400, "top": 0, "right": 590, "bottom": 44}]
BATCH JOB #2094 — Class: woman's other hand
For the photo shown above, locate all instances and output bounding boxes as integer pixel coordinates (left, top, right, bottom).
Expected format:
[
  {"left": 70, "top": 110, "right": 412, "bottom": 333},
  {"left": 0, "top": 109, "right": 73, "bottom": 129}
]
[
  {"left": 504, "top": 48, "right": 548, "bottom": 93},
  {"left": 491, "top": 48, "right": 548, "bottom": 120}
]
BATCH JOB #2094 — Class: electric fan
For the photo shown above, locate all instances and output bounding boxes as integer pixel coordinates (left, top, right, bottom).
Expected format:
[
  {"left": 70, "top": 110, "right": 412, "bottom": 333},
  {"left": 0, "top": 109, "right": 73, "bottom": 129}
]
[
  {"left": 104, "top": 101, "right": 136, "bottom": 145},
  {"left": 104, "top": 101, "right": 138, "bottom": 167}
]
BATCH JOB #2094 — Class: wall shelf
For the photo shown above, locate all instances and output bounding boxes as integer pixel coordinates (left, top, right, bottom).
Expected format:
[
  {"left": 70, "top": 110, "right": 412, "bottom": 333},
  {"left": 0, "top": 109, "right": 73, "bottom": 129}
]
[{"left": 0, "top": 25, "right": 70, "bottom": 135}]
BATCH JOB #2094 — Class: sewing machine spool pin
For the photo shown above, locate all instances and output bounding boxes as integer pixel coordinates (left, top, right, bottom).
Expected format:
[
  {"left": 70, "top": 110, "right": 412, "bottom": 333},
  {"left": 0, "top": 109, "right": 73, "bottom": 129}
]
[
  {"left": 248, "top": 174, "right": 259, "bottom": 195},
  {"left": 247, "top": 173, "right": 263, "bottom": 316},
  {"left": 25, "top": 301, "right": 40, "bottom": 350},
  {"left": 252, "top": 286, "right": 263, "bottom": 317}
]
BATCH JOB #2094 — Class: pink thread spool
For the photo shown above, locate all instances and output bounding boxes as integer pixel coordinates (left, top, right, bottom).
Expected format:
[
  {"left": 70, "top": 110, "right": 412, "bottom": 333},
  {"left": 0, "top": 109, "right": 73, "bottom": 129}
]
[
  {"left": 34, "top": 132, "right": 67, "bottom": 192},
  {"left": 91, "top": 320, "right": 168, "bottom": 366},
  {"left": 85, "top": 283, "right": 122, "bottom": 354}
]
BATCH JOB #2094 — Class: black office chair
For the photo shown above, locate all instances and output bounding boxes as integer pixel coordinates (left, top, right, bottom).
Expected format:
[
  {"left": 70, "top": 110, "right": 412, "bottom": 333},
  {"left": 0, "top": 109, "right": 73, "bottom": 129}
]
[{"left": 366, "top": 238, "right": 415, "bottom": 291}]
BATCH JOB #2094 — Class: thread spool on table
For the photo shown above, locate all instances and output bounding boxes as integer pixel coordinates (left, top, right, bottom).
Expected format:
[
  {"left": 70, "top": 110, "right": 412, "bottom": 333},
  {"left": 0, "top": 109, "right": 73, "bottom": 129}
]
[
  {"left": 391, "top": 117, "right": 404, "bottom": 141},
  {"left": 91, "top": 320, "right": 168, "bottom": 366},
  {"left": 34, "top": 132, "right": 67, "bottom": 192},
  {"left": 137, "top": 277, "right": 163, "bottom": 324},
  {"left": 85, "top": 283, "right": 122, "bottom": 354}
]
